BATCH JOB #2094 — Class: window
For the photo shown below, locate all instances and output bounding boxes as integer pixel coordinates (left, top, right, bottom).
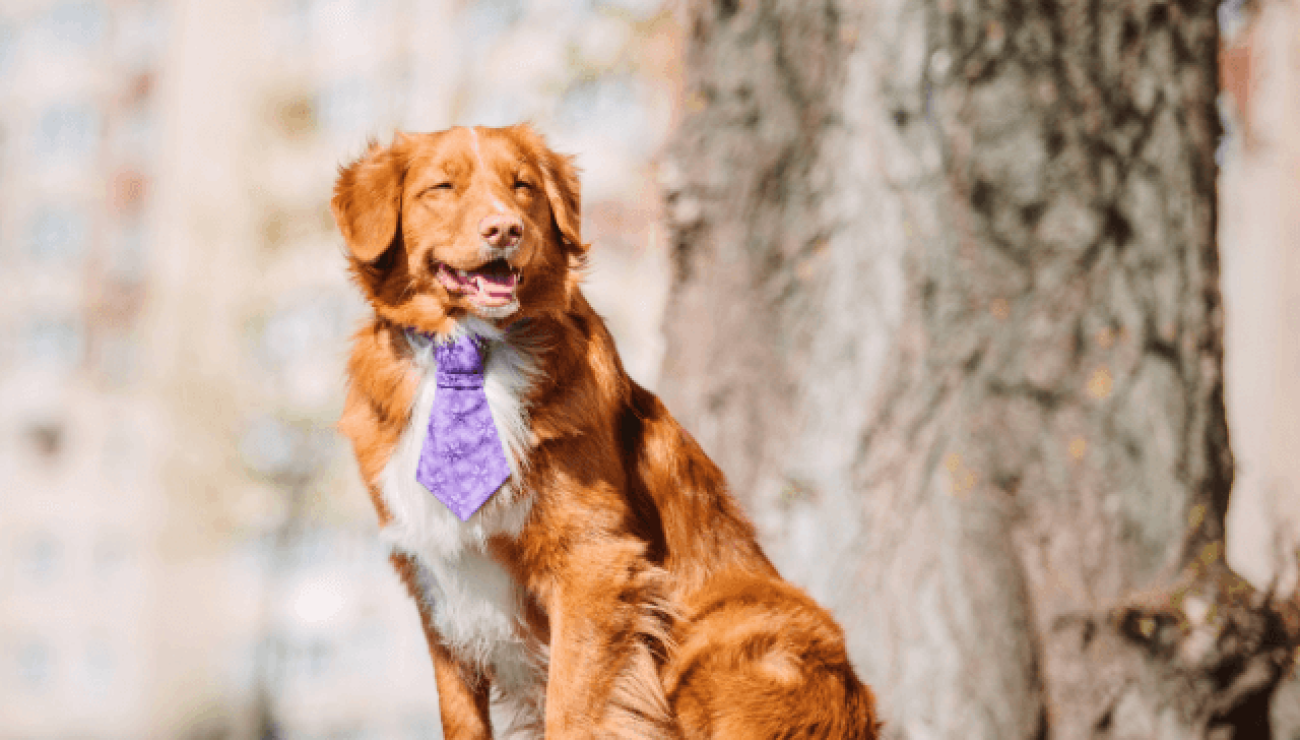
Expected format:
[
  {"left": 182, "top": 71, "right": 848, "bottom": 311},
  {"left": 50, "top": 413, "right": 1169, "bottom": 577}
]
[
  {"left": 239, "top": 415, "right": 300, "bottom": 479},
  {"left": 101, "top": 411, "right": 144, "bottom": 486},
  {"left": 28, "top": 206, "right": 89, "bottom": 262},
  {"left": 316, "top": 77, "right": 377, "bottom": 139},
  {"left": 282, "top": 0, "right": 314, "bottom": 47},
  {"left": 45, "top": 1, "right": 106, "bottom": 49},
  {"left": 17, "top": 534, "right": 61, "bottom": 584},
  {"left": 250, "top": 291, "right": 361, "bottom": 409},
  {"left": 0, "top": 20, "right": 15, "bottom": 79},
  {"left": 461, "top": 0, "right": 523, "bottom": 41},
  {"left": 92, "top": 535, "right": 130, "bottom": 581},
  {"left": 349, "top": 622, "right": 386, "bottom": 678},
  {"left": 97, "top": 330, "right": 140, "bottom": 387},
  {"left": 284, "top": 528, "right": 347, "bottom": 573},
  {"left": 255, "top": 294, "right": 351, "bottom": 370},
  {"left": 555, "top": 76, "right": 645, "bottom": 148},
  {"left": 114, "top": 2, "right": 167, "bottom": 69},
  {"left": 114, "top": 108, "right": 157, "bottom": 164},
  {"left": 15, "top": 640, "right": 53, "bottom": 690},
  {"left": 106, "top": 218, "right": 148, "bottom": 282},
  {"left": 303, "top": 638, "right": 333, "bottom": 679},
  {"left": 82, "top": 639, "right": 115, "bottom": 692},
  {"left": 274, "top": 635, "right": 339, "bottom": 687},
  {"left": 24, "top": 315, "right": 85, "bottom": 375},
  {"left": 35, "top": 102, "right": 101, "bottom": 163}
]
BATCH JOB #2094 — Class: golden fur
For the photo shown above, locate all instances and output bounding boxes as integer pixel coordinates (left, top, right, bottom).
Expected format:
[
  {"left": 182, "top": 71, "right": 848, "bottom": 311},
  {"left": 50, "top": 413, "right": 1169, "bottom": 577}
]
[{"left": 332, "top": 124, "right": 879, "bottom": 739}]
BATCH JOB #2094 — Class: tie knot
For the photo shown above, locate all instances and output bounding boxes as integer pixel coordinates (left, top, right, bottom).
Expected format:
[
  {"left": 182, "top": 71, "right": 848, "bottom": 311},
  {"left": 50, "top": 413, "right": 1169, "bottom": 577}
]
[{"left": 435, "top": 334, "right": 486, "bottom": 388}]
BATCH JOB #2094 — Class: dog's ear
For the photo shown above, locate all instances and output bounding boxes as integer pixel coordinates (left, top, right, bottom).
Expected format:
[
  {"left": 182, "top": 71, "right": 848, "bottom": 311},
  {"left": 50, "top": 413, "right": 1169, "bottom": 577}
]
[
  {"left": 508, "top": 124, "right": 584, "bottom": 254},
  {"left": 505, "top": 124, "right": 586, "bottom": 256},
  {"left": 541, "top": 148, "right": 586, "bottom": 255},
  {"left": 332, "top": 140, "right": 405, "bottom": 262}
]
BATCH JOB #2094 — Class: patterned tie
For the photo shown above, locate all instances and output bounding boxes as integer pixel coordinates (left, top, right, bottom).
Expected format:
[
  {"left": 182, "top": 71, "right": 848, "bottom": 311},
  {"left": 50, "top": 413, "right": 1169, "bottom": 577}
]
[{"left": 415, "top": 334, "right": 511, "bottom": 521}]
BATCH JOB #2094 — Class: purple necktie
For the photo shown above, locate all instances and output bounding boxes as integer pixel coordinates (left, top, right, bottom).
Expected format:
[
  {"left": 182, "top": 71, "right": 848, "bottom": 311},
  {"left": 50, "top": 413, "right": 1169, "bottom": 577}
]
[{"left": 415, "top": 334, "right": 511, "bottom": 521}]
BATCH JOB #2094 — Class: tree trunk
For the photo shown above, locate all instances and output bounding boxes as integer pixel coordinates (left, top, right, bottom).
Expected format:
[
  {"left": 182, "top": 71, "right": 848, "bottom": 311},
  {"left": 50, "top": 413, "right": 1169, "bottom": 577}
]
[{"left": 659, "top": 1, "right": 1299, "bottom": 738}]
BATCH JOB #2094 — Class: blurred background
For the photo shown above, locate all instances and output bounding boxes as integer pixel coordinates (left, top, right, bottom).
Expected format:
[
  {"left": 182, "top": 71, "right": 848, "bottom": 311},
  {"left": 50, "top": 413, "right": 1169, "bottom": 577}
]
[
  {"left": 0, "top": 0, "right": 1295, "bottom": 739},
  {"left": 0, "top": 1, "right": 676, "bottom": 738}
]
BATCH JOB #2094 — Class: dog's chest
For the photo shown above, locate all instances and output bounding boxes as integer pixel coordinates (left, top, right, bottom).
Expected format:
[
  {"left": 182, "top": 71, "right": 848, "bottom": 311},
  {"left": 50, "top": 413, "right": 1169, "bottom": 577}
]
[{"left": 377, "top": 329, "right": 540, "bottom": 689}]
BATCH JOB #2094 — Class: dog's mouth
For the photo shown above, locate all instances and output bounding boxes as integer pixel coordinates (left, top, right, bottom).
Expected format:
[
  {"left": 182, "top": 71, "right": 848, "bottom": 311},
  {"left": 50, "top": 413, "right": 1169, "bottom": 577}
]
[{"left": 435, "top": 258, "right": 521, "bottom": 308}]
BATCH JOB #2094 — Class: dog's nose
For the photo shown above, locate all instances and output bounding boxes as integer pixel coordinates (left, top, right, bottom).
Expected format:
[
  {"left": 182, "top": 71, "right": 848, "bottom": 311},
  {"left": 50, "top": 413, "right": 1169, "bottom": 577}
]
[{"left": 480, "top": 214, "right": 523, "bottom": 249}]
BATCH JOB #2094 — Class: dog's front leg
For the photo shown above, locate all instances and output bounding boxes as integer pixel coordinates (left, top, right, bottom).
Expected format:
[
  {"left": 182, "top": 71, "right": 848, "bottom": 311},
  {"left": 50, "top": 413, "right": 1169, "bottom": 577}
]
[
  {"left": 390, "top": 552, "right": 493, "bottom": 739},
  {"left": 541, "top": 537, "right": 674, "bottom": 740},
  {"left": 429, "top": 639, "right": 493, "bottom": 740}
]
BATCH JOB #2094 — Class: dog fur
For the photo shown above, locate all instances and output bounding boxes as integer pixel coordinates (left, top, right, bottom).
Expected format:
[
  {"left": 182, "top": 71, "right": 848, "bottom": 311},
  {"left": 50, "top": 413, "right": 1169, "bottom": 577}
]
[{"left": 332, "top": 125, "right": 879, "bottom": 740}]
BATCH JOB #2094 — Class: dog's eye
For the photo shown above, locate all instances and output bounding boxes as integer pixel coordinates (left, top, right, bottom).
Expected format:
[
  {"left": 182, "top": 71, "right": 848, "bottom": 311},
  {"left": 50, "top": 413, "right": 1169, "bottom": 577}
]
[
  {"left": 514, "top": 180, "right": 533, "bottom": 193},
  {"left": 423, "top": 182, "right": 454, "bottom": 196}
]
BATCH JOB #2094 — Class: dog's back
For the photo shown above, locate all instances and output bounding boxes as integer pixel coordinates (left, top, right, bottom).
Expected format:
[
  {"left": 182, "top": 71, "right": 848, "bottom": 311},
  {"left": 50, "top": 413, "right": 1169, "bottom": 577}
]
[{"left": 620, "top": 381, "right": 880, "bottom": 740}]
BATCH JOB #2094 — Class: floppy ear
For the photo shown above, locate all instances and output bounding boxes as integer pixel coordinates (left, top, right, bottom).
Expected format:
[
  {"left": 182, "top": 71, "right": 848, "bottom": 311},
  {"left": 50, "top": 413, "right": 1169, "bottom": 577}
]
[
  {"left": 541, "top": 147, "right": 587, "bottom": 255},
  {"left": 331, "top": 141, "right": 404, "bottom": 262}
]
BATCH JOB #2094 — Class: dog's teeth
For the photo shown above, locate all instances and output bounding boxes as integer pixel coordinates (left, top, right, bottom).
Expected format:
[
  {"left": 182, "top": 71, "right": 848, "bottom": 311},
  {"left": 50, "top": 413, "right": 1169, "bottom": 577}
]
[{"left": 456, "top": 269, "right": 468, "bottom": 278}]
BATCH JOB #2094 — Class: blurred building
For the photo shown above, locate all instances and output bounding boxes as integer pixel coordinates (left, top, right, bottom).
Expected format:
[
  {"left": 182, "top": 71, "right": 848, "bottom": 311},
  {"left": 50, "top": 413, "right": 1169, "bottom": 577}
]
[
  {"left": 0, "top": 1, "right": 676, "bottom": 739},
  {"left": 0, "top": 1, "right": 174, "bottom": 737},
  {"left": 1214, "top": 0, "right": 1300, "bottom": 729},
  {"left": 1220, "top": 0, "right": 1300, "bottom": 603}
]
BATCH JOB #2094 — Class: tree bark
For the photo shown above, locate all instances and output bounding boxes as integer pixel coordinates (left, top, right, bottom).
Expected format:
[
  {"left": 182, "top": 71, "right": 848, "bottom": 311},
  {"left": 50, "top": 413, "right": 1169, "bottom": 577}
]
[{"left": 659, "top": 0, "right": 1299, "bottom": 738}]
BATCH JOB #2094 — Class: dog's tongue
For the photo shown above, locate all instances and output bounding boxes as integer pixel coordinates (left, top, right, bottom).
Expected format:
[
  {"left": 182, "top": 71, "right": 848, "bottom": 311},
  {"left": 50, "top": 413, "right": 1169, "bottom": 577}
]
[
  {"left": 472, "top": 261, "right": 516, "bottom": 299},
  {"left": 439, "top": 260, "right": 517, "bottom": 306}
]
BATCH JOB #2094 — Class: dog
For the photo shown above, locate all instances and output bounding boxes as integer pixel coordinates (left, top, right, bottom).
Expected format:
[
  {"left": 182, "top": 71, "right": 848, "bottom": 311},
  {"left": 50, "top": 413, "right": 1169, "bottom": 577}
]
[{"left": 332, "top": 124, "right": 879, "bottom": 740}]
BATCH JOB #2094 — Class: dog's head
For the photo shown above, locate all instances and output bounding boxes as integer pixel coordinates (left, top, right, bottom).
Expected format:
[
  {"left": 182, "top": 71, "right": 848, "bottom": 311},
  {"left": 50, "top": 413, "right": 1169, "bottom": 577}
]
[{"left": 331, "top": 125, "right": 585, "bottom": 333}]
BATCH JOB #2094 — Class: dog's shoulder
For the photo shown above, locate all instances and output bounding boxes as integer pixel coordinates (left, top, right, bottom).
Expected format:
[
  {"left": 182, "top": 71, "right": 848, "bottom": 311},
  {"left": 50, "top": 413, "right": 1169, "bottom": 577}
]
[{"left": 338, "top": 319, "right": 419, "bottom": 498}]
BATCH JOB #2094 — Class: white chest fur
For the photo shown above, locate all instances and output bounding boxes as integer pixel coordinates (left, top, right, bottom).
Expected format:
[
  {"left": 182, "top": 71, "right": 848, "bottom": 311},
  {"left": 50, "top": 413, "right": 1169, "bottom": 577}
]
[{"left": 377, "top": 320, "right": 545, "bottom": 725}]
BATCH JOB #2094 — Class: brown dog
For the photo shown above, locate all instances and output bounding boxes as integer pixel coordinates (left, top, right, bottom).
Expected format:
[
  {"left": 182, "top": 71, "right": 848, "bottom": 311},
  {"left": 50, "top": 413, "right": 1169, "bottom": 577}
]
[{"left": 332, "top": 124, "right": 879, "bottom": 740}]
